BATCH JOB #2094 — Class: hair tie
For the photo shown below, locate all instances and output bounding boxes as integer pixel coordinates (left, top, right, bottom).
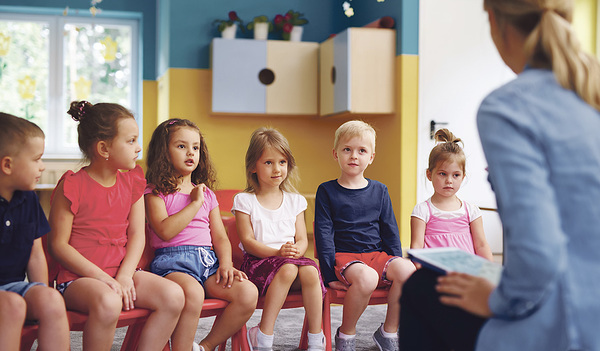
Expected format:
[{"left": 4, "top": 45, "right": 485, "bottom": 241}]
[
  {"left": 77, "top": 101, "right": 89, "bottom": 120},
  {"left": 168, "top": 119, "right": 179, "bottom": 125}
]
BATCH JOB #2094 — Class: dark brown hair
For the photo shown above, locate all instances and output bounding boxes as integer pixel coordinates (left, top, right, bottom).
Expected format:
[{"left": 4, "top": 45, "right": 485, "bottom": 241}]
[
  {"left": 67, "top": 101, "right": 134, "bottom": 162},
  {"left": 0, "top": 112, "right": 44, "bottom": 158},
  {"left": 145, "top": 118, "right": 217, "bottom": 195}
]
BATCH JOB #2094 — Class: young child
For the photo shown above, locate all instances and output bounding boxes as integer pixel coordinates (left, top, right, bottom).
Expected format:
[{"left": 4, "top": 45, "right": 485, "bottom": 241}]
[
  {"left": 49, "top": 102, "right": 184, "bottom": 351},
  {"left": 144, "top": 118, "right": 258, "bottom": 351},
  {"left": 410, "top": 128, "right": 493, "bottom": 260},
  {"left": 232, "top": 127, "right": 326, "bottom": 351},
  {"left": 0, "top": 112, "right": 69, "bottom": 350},
  {"left": 314, "top": 120, "right": 416, "bottom": 351}
]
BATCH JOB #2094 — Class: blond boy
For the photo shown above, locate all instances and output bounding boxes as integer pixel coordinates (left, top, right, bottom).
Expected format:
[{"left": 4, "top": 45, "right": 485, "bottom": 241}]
[
  {"left": 314, "top": 120, "right": 415, "bottom": 351},
  {"left": 0, "top": 113, "right": 69, "bottom": 350}
]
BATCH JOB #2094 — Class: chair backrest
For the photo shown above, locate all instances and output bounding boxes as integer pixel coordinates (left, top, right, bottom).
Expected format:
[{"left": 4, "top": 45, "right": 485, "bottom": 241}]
[
  {"left": 223, "top": 217, "right": 245, "bottom": 270},
  {"left": 214, "top": 189, "right": 241, "bottom": 216}
]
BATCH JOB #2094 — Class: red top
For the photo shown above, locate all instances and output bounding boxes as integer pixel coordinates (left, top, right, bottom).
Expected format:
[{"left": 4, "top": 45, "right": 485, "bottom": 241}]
[{"left": 52, "top": 165, "right": 145, "bottom": 284}]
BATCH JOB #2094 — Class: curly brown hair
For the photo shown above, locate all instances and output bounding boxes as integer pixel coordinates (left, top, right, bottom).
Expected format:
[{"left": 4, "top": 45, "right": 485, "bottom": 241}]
[{"left": 146, "top": 118, "right": 217, "bottom": 195}]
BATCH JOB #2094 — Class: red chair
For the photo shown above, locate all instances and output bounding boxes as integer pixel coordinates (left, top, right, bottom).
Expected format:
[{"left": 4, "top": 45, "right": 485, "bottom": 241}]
[{"left": 224, "top": 217, "right": 328, "bottom": 351}]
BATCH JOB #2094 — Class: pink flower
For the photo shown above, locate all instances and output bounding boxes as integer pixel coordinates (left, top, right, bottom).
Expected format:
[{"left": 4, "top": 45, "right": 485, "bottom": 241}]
[
  {"left": 284, "top": 13, "right": 292, "bottom": 21},
  {"left": 228, "top": 11, "right": 238, "bottom": 21},
  {"left": 274, "top": 14, "right": 283, "bottom": 25},
  {"left": 283, "top": 23, "right": 293, "bottom": 33}
]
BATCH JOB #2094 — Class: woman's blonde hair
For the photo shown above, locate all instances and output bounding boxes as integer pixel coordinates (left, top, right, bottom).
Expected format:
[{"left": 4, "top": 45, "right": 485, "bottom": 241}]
[
  {"left": 244, "top": 127, "right": 298, "bottom": 193},
  {"left": 428, "top": 129, "right": 466, "bottom": 174},
  {"left": 484, "top": 0, "right": 600, "bottom": 111}
]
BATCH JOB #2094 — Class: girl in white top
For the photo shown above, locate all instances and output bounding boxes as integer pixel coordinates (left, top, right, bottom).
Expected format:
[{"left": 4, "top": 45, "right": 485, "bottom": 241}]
[
  {"left": 233, "top": 127, "right": 326, "bottom": 351},
  {"left": 411, "top": 129, "right": 493, "bottom": 260}
]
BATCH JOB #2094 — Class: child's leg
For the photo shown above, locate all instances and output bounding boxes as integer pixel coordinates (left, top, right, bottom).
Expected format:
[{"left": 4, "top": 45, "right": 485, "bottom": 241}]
[
  {"left": 294, "top": 265, "right": 323, "bottom": 334},
  {"left": 63, "top": 278, "right": 123, "bottom": 351},
  {"left": 0, "top": 291, "right": 26, "bottom": 350},
  {"left": 132, "top": 270, "right": 185, "bottom": 351},
  {"left": 339, "top": 263, "right": 379, "bottom": 335},
  {"left": 202, "top": 275, "right": 258, "bottom": 351},
  {"left": 164, "top": 272, "right": 206, "bottom": 351},
  {"left": 382, "top": 258, "right": 416, "bottom": 333},
  {"left": 258, "top": 263, "right": 299, "bottom": 334},
  {"left": 24, "top": 285, "right": 70, "bottom": 351}
]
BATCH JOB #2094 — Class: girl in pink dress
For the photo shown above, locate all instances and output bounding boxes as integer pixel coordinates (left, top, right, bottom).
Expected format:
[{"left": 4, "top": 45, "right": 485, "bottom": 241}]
[
  {"left": 49, "top": 101, "right": 184, "bottom": 351},
  {"left": 410, "top": 129, "right": 493, "bottom": 260},
  {"left": 144, "top": 119, "right": 258, "bottom": 351}
]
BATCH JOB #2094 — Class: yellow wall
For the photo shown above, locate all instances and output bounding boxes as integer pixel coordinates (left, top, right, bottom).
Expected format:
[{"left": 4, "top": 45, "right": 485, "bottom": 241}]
[
  {"left": 144, "top": 55, "right": 418, "bottom": 247},
  {"left": 574, "top": 0, "right": 597, "bottom": 54}
]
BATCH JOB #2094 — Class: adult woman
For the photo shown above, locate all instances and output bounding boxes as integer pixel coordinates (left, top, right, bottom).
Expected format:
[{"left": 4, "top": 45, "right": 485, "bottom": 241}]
[{"left": 399, "top": 1, "right": 600, "bottom": 350}]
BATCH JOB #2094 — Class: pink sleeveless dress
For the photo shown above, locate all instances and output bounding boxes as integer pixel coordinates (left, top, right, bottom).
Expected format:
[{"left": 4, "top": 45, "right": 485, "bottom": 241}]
[{"left": 424, "top": 201, "right": 475, "bottom": 254}]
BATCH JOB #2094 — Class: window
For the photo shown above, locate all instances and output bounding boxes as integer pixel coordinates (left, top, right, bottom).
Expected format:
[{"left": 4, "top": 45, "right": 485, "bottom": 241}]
[{"left": 0, "top": 12, "right": 140, "bottom": 158}]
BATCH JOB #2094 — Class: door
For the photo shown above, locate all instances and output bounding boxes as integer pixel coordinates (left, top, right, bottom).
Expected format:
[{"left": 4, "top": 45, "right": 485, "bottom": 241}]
[{"left": 417, "top": 0, "right": 515, "bottom": 252}]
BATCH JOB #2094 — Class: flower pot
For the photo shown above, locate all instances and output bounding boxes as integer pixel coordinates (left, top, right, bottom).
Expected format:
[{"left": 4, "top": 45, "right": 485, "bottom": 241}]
[
  {"left": 254, "top": 22, "right": 269, "bottom": 40},
  {"left": 221, "top": 23, "right": 237, "bottom": 39},
  {"left": 290, "top": 26, "right": 304, "bottom": 42}
]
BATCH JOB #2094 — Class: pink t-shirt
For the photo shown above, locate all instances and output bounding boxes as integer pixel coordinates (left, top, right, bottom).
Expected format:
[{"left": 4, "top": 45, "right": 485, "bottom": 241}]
[
  {"left": 52, "top": 165, "right": 146, "bottom": 284},
  {"left": 144, "top": 186, "right": 218, "bottom": 249}
]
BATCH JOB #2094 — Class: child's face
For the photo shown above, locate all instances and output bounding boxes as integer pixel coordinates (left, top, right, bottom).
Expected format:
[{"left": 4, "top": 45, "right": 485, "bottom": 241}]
[
  {"left": 168, "top": 126, "right": 200, "bottom": 177},
  {"left": 333, "top": 135, "right": 375, "bottom": 178},
  {"left": 253, "top": 147, "right": 288, "bottom": 190},
  {"left": 427, "top": 159, "right": 465, "bottom": 198},
  {"left": 11, "top": 136, "right": 45, "bottom": 191},
  {"left": 106, "top": 117, "right": 140, "bottom": 170}
]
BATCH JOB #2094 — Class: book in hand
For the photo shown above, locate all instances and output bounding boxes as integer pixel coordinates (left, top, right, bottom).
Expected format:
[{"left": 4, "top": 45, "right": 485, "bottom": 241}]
[{"left": 407, "top": 247, "right": 503, "bottom": 285}]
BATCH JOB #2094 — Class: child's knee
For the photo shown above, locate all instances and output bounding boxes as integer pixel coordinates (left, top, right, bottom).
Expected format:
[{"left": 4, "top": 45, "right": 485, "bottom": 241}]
[
  {"left": 236, "top": 281, "right": 259, "bottom": 311},
  {"left": 90, "top": 292, "right": 122, "bottom": 323},
  {"left": 276, "top": 264, "right": 300, "bottom": 283},
  {"left": 181, "top": 284, "right": 204, "bottom": 313},
  {"left": 387, "top": 258, "right": 416, "bottom": 282},
  {"left": 0, "top": 292, "right": 26, "bottom": 320}
]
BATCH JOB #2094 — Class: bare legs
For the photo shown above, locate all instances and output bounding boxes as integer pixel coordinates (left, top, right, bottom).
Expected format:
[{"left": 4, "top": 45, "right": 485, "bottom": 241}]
[
  {"left": 25, "top": 285, "right": 70, "bottom": 351},
  {"left": 0, "top": 291, "right": 26, "bottom": 351}
]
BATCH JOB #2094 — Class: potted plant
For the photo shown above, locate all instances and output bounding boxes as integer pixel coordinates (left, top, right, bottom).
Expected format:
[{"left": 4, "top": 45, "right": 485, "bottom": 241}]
[
  {"left": 247, "top": 15, "right": 272, "bottom": 40},
  {"left": 273, "top": 10, "right": 308, "bottom": 41},
  {"left": 213, "top": 11, "right": 244, "bottom": 39}
]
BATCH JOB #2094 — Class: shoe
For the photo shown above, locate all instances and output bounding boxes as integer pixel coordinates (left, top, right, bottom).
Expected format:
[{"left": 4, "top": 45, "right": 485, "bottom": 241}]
[
  {"left": 247, "top": 325, "right": 273, "bottom": 351},
  {"left": 372, "top": 324, "right": 398, "bottom": 351},
  {"left": 335, "top": 328, "right": 356, "bottom": 351},
  {"left": 192, "top": 342, "right": 201, "bottom": 351},
  {"left": 307, "top": 332, "right": 326, "bottom": 351}
]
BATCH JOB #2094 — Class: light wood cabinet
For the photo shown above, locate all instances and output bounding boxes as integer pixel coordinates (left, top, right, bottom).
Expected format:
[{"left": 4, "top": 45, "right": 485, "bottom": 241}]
[
  {"left": 319, "top": 28, "right": 396, "bottom": 117},
  {"left": 211, "top": 38, "right": 318, "bottom": 115}
]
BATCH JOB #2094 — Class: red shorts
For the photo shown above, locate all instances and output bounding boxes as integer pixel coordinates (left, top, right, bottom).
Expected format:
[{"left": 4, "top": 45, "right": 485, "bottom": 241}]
[{"left": 334, "top": 251, "right": 399, "bottom": 287}]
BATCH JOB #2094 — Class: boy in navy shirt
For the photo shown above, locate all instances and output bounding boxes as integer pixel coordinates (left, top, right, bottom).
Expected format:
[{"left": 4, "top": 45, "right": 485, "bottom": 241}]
[
  {"left": 0, "top": 113, "right": 69, "bottom": 350},
  {"left": 314, "top": 120, "right": 415, "bottom": 351}
]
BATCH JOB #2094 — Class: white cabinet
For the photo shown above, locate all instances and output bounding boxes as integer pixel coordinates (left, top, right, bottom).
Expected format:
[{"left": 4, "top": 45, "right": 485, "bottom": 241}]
[
  {"left": 211, "top": 38, "right": 318, "bottom": 115},
  {"left": 319, "top": 28, "right": 396, "bottom": 117}
]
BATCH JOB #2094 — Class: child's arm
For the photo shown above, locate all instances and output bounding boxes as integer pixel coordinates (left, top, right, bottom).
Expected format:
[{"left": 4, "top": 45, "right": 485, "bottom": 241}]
[
  {"left": 209, "top": 207, "right": 246, "bottom": 288},
  {"left": 49, "top": 181, "right": 121, "bottom": 291},
  {"left": 26, "top": 238, "right": 49, "bottom": 285},
  {"left": 145, "top": 184, "right": 206, "bottom": 241},
  {"left": 314, "top": 186, "right": 338, "bottom": 286},
  {"left": 470, "top": 217, "right": 494, "bottom": 261},
  {"left": 235, "top": 211, "right": 282, "bottom": 258},
  {"left": 116, "top": 196, "right": 145, "bottom": 310},
  {"left": 410, "top": 216, "right": 426, "bottom": 249},
  {"left": 286, "top": 211, "right": 308, "bottom": 259}
]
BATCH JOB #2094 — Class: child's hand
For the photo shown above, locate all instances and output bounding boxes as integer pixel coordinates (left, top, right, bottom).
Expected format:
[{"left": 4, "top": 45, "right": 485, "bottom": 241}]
[
  {"left": 98, "top": 275, "right": 124, "bottom": 298},
  {"left": 190, "top": 183, "right": 207, "bottom": 205},
  {"left": 278, "top": 242, "right": 299, "bottom": 258},
  {"left": 116, "top": 275, "right": 137, "bottom": 311},
  {"left": 215, "top": 265, "right": 246, "bottom": 288},
  {"left": 328, "top": 280, "right": 349, "bottom": 291}
]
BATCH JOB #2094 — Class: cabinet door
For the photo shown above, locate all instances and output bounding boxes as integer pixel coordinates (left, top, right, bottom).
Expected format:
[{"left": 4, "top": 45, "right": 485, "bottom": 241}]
[
  {"left": 333, "top": 30, "right": 350, "bottom": 114},
  {"left": 267, "top": 41, "right": 318, "bottom": 115},
  {"left": 211, "top": 38, "right": 267, "bottom": 114},
  {"left": 319, "top": 38, "right": 335, "bottom": 116}
]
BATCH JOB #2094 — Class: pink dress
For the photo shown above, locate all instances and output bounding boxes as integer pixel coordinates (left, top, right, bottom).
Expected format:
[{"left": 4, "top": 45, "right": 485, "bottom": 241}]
[
  {"left": 424, "top": 201, "right": 475, "bottom": 254},
  {"left": 52, "top": 166, "right": 145, "bottom": 284}
]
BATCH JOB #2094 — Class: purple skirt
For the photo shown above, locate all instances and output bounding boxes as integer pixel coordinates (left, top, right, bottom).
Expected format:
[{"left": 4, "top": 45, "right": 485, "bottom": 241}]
[{"left": 241, "top": 253, "right": 326, "bottom": 297}]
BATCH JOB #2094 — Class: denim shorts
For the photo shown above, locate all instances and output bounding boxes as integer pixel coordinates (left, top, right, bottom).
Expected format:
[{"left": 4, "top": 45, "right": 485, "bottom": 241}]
[
  {"left": 151, "top": 245, "right": 219, "bottom": 286},
  {"left": 1, "top": 281, "right": 44, "bottom": 297}
]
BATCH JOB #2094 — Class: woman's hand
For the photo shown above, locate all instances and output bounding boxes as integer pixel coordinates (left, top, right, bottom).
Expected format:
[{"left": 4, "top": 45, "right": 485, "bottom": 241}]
[
  {"left": 436, "top": 272, "right": 494, "bottom": 318},
  {"left": 215, "top": 265, "right": 247, "bottom": 288},
  {"left": 115, "top": 274, "right": 137, "bottom": 311},
  {"left": 278, "top": 242, "right": 300, "bottom": 258}
]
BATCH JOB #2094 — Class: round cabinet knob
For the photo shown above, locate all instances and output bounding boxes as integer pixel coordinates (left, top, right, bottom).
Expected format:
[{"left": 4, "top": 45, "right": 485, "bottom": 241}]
[{"left": 258, "top": 68, "right": 275, "bottom": 85}]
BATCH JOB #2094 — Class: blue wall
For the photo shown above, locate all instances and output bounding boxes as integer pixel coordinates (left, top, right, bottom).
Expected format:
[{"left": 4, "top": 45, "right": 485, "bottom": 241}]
[{"left": 1, "top": 0, "right": 419, "bottom": 80}]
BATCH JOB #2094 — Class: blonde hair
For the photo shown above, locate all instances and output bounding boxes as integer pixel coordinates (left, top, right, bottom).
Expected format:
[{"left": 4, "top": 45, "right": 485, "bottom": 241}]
[
  {"left": 334, "top": 120, "right": 376, "bottom": 151},
  {"left": 244, "top": 127, "right": 298, "bottom": 193},
  {"left": 484, "top": 0, "right": 600, "bottom": 111},
  {"left": 428, "top": 129, "right": 466, "bottom": 174}
]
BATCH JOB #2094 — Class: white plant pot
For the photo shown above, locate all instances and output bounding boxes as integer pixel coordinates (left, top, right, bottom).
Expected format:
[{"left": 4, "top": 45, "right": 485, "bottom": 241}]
[
  {"left": 254, "top": 22, "right": 269, "bottom": 40},
  {"left": 290, "top": 26, "right": 304, "bottom": 42},
  {"left": 221, "top": 23, "right": 237, "bottom": 39}
]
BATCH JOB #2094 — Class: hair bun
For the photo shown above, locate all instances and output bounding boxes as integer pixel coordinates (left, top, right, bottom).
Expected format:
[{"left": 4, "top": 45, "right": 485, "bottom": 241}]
[{"left": 67, "top": 100, "right": 91, "bottom": 121}]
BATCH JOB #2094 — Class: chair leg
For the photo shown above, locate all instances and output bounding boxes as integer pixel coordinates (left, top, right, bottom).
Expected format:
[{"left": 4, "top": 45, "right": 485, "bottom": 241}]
[
  {"left": 236, "top": 324, "right": 250, "bottom": 351},
  {"left": 121, "top": 321, "right": 145, "bottom": 351},
  {"left": 323, "top": 293, "right": 332, "bottom": 351}
]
